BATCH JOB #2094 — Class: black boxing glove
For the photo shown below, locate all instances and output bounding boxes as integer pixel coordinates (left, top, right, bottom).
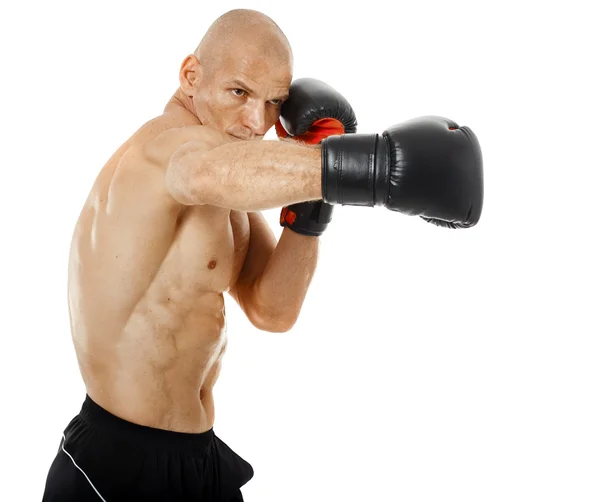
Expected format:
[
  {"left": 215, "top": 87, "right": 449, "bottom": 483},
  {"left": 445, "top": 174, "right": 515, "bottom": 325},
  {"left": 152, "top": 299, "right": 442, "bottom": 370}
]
[
  {"left": 276, "top": 78, "right": 357, "bottom": 236},
  {"left": 321, "top": 116, "right": 484, "bottom": 228}
]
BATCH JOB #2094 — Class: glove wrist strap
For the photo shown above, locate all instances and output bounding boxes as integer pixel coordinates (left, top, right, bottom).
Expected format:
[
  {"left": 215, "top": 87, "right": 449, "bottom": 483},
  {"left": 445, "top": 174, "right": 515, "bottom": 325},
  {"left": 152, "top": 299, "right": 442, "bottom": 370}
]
[
  {"left": 321, "top": 133, "right": 389, "bottom": 207},
  {"left": 280, "top": 201, "right": 333, "bottom": 237}
]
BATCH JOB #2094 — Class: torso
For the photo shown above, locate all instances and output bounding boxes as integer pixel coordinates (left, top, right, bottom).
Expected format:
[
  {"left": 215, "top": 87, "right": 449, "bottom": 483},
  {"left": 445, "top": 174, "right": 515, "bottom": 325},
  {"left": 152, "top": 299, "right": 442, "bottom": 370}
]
[{"left": 68, "top": 104, "right": 250, "bottom": 433}]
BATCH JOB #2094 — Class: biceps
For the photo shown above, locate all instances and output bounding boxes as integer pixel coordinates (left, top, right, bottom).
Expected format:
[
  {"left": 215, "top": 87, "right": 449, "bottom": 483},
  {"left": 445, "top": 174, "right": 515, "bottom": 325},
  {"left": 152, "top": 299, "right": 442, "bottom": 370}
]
[
  {"left": 165, "top": 140, "right": 210, "bottom": 205},
  {"left": 227, "top": 211, "right": 277, "bottom": 321},
  {"left": 165, "top": 133, "right": 238, "bottom": 206},
  {"left": 238, "top": 212, "right": 277, "bottom": 285}
]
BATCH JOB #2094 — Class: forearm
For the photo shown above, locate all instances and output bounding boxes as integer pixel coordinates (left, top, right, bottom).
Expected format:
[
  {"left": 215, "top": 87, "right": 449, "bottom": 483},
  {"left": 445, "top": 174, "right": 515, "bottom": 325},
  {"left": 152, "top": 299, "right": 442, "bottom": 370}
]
[
  {"left": 169, "top": 139, "right": 323, "bottom": 211},
  {"left": 253, "top": 227, "right": 319, "bottom": 330}
]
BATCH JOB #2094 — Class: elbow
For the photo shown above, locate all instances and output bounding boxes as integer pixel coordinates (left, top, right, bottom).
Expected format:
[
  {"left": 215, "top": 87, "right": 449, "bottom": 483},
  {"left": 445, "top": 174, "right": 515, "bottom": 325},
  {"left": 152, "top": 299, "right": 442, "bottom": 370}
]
[
  {"left": 266, "top": 318, "right": 297, "bottom": 333},
  {"left": 249, "top": 307, "right": 298, "bottom": 333}
]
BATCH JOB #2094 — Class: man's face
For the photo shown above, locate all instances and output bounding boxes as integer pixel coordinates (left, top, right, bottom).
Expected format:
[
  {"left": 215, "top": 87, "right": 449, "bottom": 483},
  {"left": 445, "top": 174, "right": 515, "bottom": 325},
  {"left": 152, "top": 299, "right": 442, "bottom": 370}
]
[{"left": 192, "top": 48, "right": 292, "bottom": 140}]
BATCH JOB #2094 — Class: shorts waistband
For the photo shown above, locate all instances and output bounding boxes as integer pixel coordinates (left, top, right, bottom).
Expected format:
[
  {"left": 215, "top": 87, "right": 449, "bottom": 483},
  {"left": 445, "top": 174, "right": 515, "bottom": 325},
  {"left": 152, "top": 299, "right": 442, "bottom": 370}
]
[{"left": 78, "top": 394, "right": 215, "bottom": 454}]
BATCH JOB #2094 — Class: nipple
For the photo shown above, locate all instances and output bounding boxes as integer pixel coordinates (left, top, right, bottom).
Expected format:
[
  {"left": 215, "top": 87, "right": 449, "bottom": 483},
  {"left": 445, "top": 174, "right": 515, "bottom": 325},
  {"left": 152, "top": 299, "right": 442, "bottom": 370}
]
[{"left": 208, "top": 259, "right": 217, "bottom": 270}]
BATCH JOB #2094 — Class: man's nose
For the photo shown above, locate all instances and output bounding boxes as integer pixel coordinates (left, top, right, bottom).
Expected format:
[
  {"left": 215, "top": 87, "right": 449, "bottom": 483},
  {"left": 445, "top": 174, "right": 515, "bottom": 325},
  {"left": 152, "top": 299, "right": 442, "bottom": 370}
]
[{"left": 243, "top": 104, "right": 268, "bottom": 136}]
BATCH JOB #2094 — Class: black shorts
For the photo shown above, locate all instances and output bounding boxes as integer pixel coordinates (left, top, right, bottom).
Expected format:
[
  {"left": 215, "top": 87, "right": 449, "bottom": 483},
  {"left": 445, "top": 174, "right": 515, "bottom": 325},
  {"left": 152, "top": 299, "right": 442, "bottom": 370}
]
[{"left": 42, "top": 395, "right": 254, "bottom": 501}]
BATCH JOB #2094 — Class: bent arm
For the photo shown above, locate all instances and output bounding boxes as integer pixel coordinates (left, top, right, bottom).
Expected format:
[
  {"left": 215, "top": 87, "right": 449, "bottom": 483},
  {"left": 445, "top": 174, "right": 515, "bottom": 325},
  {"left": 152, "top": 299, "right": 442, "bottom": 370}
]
[
  {"left": 166, "top": 138, "right": 323, "bottom": 211},
  {"left": 230, "top": 211, "right": 319, "bottom": 333}
]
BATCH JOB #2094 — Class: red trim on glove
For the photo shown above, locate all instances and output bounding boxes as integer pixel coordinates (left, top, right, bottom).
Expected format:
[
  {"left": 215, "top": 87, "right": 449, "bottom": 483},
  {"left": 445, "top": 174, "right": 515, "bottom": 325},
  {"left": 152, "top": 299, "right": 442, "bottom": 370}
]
[
  {"left": 275, "top": 119, "right": 289, "bottom": 139},
  {"left": 275, "top": 118, "right": 346, "bottom": 144},
  {"left": 280, "top": 207, "right": 297, "bottom": 226},
  {"left": 299, "top": 118, "right": 345, "bottom": 144}
]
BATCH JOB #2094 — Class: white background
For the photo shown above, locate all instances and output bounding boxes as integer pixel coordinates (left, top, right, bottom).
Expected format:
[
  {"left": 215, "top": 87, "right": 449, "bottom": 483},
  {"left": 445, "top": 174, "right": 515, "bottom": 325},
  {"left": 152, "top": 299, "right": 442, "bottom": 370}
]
[{"left": 1, "top": 0, "right": 599, "bottom": 500}]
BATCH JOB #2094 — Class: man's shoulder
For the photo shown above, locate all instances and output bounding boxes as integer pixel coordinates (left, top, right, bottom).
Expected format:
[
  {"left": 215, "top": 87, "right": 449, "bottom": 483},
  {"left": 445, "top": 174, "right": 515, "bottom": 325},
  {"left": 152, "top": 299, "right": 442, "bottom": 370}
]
[{"left": 138, "top": 118, "right": 230, "bottom": 169}]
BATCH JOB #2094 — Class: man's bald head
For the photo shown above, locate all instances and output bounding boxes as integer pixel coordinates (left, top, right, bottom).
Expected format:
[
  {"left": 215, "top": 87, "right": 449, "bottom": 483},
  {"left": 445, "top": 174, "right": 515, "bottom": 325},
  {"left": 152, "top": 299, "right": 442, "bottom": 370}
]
[
  {"left": 194, "top": 9, "right": 293, "bottom": 77},
  {"left": 177, "top": 9, "right": 294, "bottom": 140}
]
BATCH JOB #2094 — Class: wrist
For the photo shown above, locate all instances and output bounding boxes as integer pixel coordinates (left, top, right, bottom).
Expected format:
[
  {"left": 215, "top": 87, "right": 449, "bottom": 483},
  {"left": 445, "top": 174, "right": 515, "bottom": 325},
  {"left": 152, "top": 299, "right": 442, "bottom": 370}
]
[
  {"left": 321, "top": 133, "right": 389, "bottom": 207},
  {"left": 280, "top": 200, "right": 333, "bottom": 237}
]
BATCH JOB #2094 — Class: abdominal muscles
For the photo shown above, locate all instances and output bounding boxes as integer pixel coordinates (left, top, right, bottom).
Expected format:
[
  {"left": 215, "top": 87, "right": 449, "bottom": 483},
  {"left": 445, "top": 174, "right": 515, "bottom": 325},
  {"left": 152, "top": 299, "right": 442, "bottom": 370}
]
[
  {"left": 111, "top": 289, "right": 228, "bottom": 432},
  {"left": 79, "top": 206, "right": 242, "bottom": 433}
]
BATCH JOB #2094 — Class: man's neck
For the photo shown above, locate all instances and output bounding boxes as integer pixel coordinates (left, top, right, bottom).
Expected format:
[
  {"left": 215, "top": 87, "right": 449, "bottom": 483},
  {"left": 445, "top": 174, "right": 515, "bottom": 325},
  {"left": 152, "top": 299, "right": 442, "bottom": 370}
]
[{"left": 165, "top": 89, "right": 200, "bottom": 123}]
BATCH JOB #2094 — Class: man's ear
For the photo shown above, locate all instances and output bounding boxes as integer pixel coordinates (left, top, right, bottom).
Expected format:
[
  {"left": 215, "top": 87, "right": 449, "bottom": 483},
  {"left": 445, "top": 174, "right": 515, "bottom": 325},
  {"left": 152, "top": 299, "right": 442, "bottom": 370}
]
[{"left": 179, "top": 55, "right": 203, "bottom": 97}]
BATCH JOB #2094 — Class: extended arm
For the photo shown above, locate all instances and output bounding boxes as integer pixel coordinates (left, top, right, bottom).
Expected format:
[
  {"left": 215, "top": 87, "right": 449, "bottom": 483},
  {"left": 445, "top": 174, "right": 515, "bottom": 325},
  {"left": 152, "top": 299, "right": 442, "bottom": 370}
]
[{"left": 166, "top": 138, "right": 323, "bottom": 211}]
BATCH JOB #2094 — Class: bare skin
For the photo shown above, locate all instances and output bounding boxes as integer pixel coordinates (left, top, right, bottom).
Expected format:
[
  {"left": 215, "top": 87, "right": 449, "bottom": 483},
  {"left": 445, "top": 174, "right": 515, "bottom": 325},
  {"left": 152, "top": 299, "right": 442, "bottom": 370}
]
[{"left": 69, "top": 10, "right": 323, "bottom": 433}]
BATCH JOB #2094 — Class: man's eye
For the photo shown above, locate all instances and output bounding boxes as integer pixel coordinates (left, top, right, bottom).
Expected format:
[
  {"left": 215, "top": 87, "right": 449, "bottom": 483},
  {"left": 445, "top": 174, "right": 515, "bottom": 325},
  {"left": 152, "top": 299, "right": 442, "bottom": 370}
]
[
  {"left": 269, "top": 99, "right": 282, "bottom": 106},
  {"left": 232, "top": 89, "right": 246, "bottom": 97}
]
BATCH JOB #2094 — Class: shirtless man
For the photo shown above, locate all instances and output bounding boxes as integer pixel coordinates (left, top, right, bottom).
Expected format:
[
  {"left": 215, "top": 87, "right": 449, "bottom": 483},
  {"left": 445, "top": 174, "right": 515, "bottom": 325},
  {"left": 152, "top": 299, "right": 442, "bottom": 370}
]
[{"left": 42, "top": 8, "right": 483, "bottom": 502}]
